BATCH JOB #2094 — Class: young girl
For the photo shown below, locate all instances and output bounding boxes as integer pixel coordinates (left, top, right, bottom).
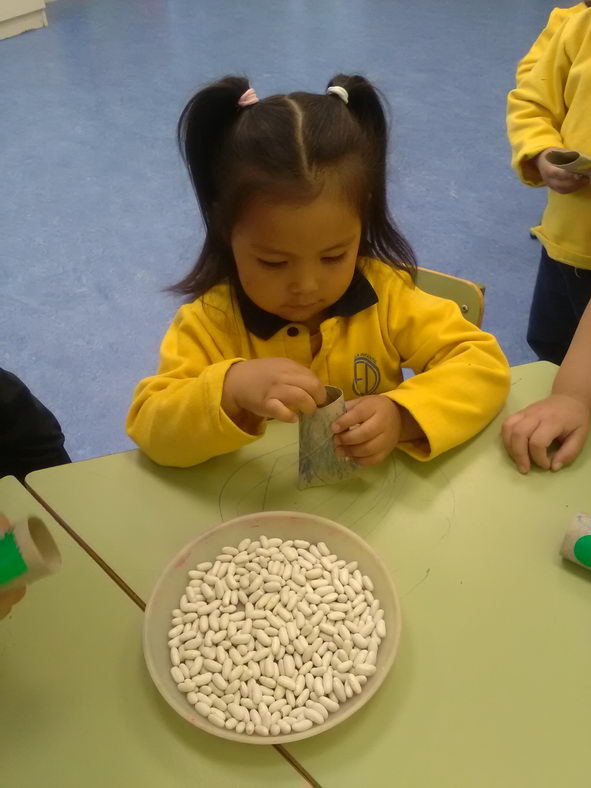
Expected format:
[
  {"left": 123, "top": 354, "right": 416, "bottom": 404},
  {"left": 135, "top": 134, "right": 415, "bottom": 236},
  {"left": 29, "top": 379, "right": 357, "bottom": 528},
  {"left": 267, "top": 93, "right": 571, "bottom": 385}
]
[{"left": 127, "top": 74, "right": 509, "bottom": 468}]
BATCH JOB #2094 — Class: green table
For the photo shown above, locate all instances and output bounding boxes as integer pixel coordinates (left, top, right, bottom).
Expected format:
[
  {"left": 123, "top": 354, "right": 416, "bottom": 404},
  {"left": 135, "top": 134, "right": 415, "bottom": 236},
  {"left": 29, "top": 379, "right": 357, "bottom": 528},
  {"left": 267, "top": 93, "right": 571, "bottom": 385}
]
[
  {"left": 26, "top": 362, "right": 591, "bottom": 787},
  {"left": 0, "top": 477, "right": 307, "bottom": 787}
]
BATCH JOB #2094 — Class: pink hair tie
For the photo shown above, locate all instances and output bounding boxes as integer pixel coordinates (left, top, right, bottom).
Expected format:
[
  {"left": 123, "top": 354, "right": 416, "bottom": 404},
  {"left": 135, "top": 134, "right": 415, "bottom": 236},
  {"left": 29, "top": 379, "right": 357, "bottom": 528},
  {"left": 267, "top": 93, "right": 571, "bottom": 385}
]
[{"left": 238, "top": 87, "right": 259, "bottom": 107}]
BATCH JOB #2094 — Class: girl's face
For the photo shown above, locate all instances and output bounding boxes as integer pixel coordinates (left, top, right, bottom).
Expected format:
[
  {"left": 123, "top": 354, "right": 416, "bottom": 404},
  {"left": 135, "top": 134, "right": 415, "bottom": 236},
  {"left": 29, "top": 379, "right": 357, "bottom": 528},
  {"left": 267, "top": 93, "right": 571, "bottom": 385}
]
[{"left": 231, "top": 188, "right": 362, "bottom": 331}]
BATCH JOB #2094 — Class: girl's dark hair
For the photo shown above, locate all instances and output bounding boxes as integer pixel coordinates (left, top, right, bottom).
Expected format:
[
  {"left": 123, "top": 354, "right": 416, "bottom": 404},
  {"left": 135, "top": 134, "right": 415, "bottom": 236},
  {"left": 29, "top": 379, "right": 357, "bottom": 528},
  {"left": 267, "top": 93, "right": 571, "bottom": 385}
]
[{"left": 171, "top": 74, "right": 417, "bottom": 298}]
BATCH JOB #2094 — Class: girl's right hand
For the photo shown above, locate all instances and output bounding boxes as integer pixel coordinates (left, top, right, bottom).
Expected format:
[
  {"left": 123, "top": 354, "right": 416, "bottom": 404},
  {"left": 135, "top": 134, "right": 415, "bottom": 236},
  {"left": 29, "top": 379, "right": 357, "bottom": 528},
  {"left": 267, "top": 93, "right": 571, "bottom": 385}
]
[
  {"left": 502, "top": 394, "right": 590, "bottom": 473},
  {"left": 535, "top": 149, "right": 588, "bottom": 194},
  {"left": 222, "top": 359, "right": 326, "bottom": 425}
]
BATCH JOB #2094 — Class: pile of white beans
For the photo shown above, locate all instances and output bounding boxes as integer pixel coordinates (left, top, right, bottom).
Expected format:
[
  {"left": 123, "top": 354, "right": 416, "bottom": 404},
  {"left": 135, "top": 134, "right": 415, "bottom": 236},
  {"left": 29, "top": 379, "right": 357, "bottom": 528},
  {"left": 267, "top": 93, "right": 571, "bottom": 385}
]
[{"left": 168, "top": 535, "right": 385, "bottom": 736}]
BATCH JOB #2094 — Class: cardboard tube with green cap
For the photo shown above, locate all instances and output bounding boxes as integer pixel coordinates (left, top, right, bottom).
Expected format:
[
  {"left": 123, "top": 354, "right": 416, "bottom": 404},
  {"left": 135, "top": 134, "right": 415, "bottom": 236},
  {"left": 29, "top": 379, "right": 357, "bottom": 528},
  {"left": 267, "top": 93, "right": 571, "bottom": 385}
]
[
  {"left": 0, "top": 516, "right": 62, "bottom": 592},
  {"left": 560, "top": 513, "right": 591, "bottom": 571}
]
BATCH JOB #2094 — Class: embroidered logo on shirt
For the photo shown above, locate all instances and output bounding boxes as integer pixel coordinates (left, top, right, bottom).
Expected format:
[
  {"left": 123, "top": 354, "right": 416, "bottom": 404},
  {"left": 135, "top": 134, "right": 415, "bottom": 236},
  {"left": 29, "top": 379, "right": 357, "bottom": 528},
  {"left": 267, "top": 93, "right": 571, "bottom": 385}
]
[{"left": 352, "top": 354, "right": 381, "bottom": 396}]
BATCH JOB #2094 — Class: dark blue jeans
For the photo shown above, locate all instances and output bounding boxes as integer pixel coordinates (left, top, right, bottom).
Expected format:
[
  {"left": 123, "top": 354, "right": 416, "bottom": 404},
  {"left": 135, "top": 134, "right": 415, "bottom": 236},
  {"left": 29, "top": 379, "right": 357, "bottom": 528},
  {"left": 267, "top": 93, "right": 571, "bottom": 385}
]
[{"left": 527, "top": 247, "right": 591, "bottom": 365}]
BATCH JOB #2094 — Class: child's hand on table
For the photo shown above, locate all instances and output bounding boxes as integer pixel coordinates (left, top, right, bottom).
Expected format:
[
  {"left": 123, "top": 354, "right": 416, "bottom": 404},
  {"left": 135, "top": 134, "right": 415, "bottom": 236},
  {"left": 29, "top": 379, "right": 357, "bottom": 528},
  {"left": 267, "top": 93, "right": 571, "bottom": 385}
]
[
  {"left": 222, "top": 358, "right": 326, "bottom": 429},
  {"left": 0, "top": 587, "right": 26, "bottom": 619},
  {"left": 502, "top": 394, "right": 590, "bottom": 473},
  {"left": 331, "top": 396, "right": 424, "bottom": 466},
  {"left": 535, "top": 149, "right": 589, "bottom": 194}
]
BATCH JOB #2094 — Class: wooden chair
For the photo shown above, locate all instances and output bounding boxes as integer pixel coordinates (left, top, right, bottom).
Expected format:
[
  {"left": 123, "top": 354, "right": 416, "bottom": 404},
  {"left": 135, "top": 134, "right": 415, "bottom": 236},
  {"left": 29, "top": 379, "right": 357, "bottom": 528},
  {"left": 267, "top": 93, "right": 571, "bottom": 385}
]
[{"left": 415, "top": 267, "right": 485, "bottom": 327}]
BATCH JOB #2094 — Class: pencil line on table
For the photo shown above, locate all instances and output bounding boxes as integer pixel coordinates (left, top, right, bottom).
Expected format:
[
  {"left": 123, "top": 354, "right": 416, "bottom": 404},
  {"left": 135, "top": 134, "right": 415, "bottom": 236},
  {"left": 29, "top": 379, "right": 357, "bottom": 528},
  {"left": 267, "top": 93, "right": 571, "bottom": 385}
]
[
  {"left": 21, "top": 480, "right": 146, "bottom": 611},
  {"left": 273, "top": 743, "right": 323, "bottom": 787}
]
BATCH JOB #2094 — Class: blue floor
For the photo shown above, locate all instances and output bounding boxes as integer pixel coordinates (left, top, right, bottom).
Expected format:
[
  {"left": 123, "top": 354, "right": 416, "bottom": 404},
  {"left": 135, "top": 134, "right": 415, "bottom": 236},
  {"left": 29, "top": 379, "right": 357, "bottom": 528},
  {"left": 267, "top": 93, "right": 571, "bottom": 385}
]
[{"left": 1, "top": 0, "right": 550, "bottom": 461}]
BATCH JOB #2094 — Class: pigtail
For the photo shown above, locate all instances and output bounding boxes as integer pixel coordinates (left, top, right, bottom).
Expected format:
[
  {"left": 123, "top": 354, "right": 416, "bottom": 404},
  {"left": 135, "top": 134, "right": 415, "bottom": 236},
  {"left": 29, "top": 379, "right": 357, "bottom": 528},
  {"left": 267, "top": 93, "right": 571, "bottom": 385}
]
[
  {"left": 328, "top": 74, "right": 388, "bottom": 165},
  {"left": 178, "top": 75, "right": 250, "bottom": 228},
  {"left": 327, "top": 74, "right": 417, "bottom": 278},
  {"left": 171, "top": 76, "right": 250, "bottom": 296}
]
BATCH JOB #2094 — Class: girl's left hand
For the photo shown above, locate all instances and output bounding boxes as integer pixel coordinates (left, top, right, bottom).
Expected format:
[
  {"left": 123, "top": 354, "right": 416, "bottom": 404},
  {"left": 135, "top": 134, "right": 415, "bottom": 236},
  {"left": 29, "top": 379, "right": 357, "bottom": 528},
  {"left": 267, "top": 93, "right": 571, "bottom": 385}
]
[
  {"left": 331, "top": 396, "right": 403, "bottom": 466},
  {"left": 0, "top": 587, "right": 26, "bottom": 620}
]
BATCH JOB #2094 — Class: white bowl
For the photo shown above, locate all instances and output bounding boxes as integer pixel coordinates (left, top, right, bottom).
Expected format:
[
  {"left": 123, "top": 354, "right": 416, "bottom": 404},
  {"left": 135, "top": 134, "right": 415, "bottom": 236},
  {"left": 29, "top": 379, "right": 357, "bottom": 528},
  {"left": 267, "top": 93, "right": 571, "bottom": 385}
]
[{"left": 143, "top": 511, "right": 401, "bottom": 744}]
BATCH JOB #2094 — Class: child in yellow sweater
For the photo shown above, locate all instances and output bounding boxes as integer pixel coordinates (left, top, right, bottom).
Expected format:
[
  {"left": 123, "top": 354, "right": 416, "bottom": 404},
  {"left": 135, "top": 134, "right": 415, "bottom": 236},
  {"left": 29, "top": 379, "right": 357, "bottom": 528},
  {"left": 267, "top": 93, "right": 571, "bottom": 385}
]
[
  {"left": 507, "top": 5, "right": 591, "bottom": 364},
  {"left": 127, "top": 75, "right": 509, "bottom": 468}
]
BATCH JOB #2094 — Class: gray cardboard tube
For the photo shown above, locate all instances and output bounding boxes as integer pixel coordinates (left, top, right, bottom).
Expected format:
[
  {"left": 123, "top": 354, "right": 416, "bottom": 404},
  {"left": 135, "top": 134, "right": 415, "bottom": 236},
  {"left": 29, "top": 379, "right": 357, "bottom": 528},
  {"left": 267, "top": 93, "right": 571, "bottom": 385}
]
[
  {"left": 0, "top": 516, "right": 62, "bottom": 591},
  {"left": 545, "top": 149, "right": 591, "bottom": 175},
  {"left": 298, "top": 385, "right": 358, "bottom": 488}
]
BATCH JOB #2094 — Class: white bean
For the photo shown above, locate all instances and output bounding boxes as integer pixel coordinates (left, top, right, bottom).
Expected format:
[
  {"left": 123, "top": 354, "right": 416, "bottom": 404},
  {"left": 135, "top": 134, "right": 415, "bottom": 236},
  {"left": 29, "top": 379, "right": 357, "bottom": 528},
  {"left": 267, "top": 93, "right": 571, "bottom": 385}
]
[
  {"left": 307, "top": 699, "right": 329, "bottom": 720},
  {"left": 208, "top": 712, "right": 226, "bottom": 728},
  {"left": 292, "top": 718, "right": 313, "bottom": 732},
  {"left": 333, "top": 677, "right": 347, "bottom": 703},
  {"left": 170, "top": 666, "right": 184, "bottom": 684},
  {"left": 276, "top": 676, "right": 296, "bottom": 691},
  {"left": 355, "top": 663, "right": 377, "bottom": 676},
  {"left": 318, "top": 695, "right": 339, "bottom": 713},
  {"left": 193, "top": 672, "right": 213, "bottom": 687},
  {"left": 303, "top": 707, "right": 324, "bottom": 725},
  {"left": 210, "top": 696, "right": 227, "bottom": 712}
]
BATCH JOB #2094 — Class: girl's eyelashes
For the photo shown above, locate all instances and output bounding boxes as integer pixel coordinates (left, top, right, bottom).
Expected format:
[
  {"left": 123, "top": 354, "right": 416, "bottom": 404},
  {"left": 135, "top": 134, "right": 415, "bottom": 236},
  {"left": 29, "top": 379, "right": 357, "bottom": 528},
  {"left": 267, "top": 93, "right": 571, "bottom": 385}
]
[
  {"left": 256, "top": 252, "right": 347, "bottom": 267},
  {"left": 257, "top": 258, "right": 287, "bottom": 268}
]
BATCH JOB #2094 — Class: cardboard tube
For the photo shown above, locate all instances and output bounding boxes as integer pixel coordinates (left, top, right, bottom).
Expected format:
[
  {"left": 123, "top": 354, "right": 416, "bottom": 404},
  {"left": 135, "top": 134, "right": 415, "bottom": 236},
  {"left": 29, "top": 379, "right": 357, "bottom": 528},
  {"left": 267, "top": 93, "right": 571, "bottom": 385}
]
[
  {"left": 560, "top": 513, "right": 591, "bottom": 571},
  {"left": 298, "top": 385, "right": 358, "bottom": 488},
  {"left": 0, "top": 516, "right": 62, "bottom": 591},
  {"left": 545, "top": 150, "right": 591, "bottom": 175}
]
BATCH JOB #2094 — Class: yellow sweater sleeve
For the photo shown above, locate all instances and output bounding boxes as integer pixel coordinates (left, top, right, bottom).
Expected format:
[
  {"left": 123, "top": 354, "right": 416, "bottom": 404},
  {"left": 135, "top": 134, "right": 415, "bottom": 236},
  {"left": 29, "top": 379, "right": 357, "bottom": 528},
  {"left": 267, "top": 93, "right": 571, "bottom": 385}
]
[
  {"left": 514, "top": 6, "right": 585, "bottom": 83},
  {"left": 126, "top": 302, "right": 264, "bottom": 467},
  {"left": 383, "top": 281, "right": 510, "bottom": 461},
  {"left": 507, "top": 11, "right": 584, "bottom": 185}
]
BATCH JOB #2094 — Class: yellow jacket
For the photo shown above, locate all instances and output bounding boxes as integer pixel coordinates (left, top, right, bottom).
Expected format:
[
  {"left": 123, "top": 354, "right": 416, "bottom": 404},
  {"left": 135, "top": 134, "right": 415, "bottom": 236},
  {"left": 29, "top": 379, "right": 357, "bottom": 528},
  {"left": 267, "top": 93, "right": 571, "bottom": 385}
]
[
  {"left": 515, "top": 4, "right": 587, "bottom": 82},
  {"left": 127, "top": 259, "right": 509, "bottom": 467},
  {"left": 507, "top": 8, "right": 591, "bottom": 269}
]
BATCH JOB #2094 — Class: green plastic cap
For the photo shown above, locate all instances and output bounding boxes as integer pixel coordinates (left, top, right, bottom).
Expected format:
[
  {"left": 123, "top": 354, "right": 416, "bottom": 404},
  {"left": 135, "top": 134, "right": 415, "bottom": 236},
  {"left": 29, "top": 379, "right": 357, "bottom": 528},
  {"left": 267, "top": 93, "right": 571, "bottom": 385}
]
[{"left": 0, "top": 531, "right": 28, "bottom": 585}]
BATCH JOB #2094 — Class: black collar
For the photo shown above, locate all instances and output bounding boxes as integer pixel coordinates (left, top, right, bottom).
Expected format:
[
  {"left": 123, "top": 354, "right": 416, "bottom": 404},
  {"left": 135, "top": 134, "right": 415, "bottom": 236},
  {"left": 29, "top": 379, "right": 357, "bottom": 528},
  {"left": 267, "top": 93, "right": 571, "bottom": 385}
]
[{"left": 235, "top": 268, "right": 379, "bottom": 340}]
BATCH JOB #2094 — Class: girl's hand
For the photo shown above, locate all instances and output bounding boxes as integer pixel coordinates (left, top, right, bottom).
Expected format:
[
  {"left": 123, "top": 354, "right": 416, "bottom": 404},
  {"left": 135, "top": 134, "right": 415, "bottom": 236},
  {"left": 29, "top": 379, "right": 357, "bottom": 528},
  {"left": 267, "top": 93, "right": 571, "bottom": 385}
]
[
  {"left": 222, "top": 358, "right": 326, "bottom": 427},
  {"left": 502, "top": 394, "right": 591, "bottom": 473},
  {"left": 0, "top": 587, "right": 26, "bottom": 620},
  {"left": 331, "top": 396, "right": 423, "bottom": 466},
  {"left": 535, "top": 149, "right": 588, "bottom": 194}
]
